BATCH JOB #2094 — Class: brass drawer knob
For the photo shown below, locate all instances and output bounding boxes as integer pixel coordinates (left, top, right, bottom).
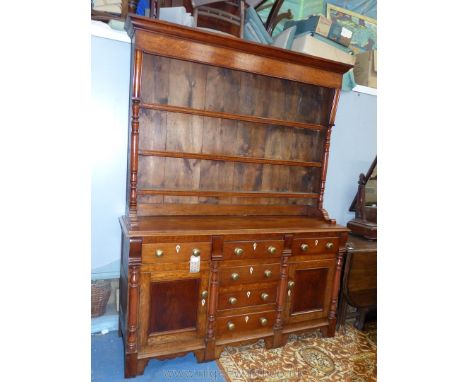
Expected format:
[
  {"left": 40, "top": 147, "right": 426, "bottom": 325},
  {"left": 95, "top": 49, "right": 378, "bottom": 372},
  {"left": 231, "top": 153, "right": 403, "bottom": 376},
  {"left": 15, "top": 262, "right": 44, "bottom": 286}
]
[
  {"left": 234, "top": 247, "right": 244, "bottom": 256},
  {"left": 300, "top": 243, "right": 309, "bottom": 252},
  {"left": 201, "top": 290, "right": 208, "bottom": 299},
  {"left": 264, "top": 270, "right": 272, "bottom": 278},
  {"left": 155, "top": 249, "right": 164, "bottom": 257},
  {"left": 227, "top": 321, "right": 235, "bottom": 331},
  {"left": 259, "top": 317, "right": 268, "bottom": 326},
  {"left": 231, "top": 272, "right": 240, "bottom": 281},
  {"left": 229, "top": 297, "right": 238, "bottom": 305},
  {"left": 326, "top": 242, "right": 334, "bottom": 250},
  {"left": 267, "top": 246, "right": 277, "bottom": 255},
  {"left": 192, "top": 248, "right": 201, "bottom": 257},
  {"left": 260, "top": 292, "right": 269, "bottom": 301},
  {"left": 288, "top": 281, "right": 295, "bottom": 289}
]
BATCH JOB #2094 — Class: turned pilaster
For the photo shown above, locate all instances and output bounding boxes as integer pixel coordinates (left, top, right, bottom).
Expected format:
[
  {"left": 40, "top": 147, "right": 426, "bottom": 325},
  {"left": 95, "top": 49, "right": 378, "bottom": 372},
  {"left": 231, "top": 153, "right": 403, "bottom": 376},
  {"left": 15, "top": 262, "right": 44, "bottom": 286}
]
[
  {"left": 128, "top": 49, "right": 143, "bottom": 221},
  {"left": 326, "top": 232, "right": 348, "bottom": 336},
  {"left": 124, "top": 237, "right": 142, "bottom": 378},
  {"left": 205, "top": 236, "right": 223, "bottom": 360}
]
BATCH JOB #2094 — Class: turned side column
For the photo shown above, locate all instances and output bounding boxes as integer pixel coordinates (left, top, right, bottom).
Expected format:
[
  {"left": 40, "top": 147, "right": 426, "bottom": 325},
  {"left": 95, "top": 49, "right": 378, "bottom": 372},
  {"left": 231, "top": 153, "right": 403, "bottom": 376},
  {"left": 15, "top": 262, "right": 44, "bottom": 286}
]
[
  {"left": 204, "top": 236, "right": 223, "bottom": 360},
  {"left": 271, "top": 234, "right": 292, "bottom": 347},
  {"left": 124, "top": 237, "right": 142, "bottom": 378},
  {"left": 325, "top": 232, "right": 348, "bottom": 337}
]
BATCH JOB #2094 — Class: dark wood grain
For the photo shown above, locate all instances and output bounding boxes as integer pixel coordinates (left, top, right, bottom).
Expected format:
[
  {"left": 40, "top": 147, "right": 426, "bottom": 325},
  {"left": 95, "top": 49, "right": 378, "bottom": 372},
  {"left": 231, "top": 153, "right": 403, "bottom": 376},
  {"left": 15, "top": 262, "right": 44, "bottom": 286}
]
[
  {"left": 149, "top": 279, "right": 200, "bottom": 333},
  {"left": 138, "top": 188, "right": 319, "bottom": 199},
  {"left": 291, "top": 268, "right": 328, "bottom": 313},
  {"left": 139, "top": 149, "right": 323, "bottom": 168}
]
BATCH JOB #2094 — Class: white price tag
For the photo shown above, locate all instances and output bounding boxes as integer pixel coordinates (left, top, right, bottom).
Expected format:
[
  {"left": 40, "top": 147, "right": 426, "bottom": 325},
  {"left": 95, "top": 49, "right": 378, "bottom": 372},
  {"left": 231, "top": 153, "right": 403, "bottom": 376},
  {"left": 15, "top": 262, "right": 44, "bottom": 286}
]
[{"left": 189, "top": 255, "right": 200, "bottom": 273}]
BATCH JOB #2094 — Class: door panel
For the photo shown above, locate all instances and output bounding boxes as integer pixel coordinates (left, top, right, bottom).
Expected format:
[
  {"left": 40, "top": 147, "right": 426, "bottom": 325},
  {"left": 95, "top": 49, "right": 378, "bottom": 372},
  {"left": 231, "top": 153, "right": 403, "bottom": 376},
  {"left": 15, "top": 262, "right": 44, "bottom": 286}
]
[
  {"left": 291, "top": 268, "right": 328, "bottom": 314},
  {"left": 285, "top": 259, "right": 336, "bottom": 324},
  {"left": 149, "top": 278, "right": 200, "bottom": 333},
  {"left": 138, "top": 270, "right": 209, "bottom": 352}
]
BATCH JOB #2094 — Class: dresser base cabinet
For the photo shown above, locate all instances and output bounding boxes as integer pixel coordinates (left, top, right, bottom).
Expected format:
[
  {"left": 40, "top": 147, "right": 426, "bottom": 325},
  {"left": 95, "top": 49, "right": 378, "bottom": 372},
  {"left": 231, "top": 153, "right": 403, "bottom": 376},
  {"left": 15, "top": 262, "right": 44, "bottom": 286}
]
[
  {"left": 118, "top": 16, "right": 352, "bottom": 378},
  {"left": 119, "top": 216, "right": 347, "bottom": 377}
]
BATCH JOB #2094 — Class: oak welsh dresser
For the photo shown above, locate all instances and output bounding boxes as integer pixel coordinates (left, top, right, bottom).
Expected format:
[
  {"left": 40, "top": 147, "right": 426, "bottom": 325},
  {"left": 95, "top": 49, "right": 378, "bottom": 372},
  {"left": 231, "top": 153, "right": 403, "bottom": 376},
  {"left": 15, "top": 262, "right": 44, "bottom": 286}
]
[{"left": 119, "top": 15, "right": 352, "bottom": 378}]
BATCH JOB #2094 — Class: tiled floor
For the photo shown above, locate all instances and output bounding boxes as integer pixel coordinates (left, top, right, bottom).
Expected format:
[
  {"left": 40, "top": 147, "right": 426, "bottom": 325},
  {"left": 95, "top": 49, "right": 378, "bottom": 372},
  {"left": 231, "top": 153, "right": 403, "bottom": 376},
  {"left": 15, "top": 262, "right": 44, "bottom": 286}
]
[{"left": 91, "top": 331, "right": 225, "bottom": 381}]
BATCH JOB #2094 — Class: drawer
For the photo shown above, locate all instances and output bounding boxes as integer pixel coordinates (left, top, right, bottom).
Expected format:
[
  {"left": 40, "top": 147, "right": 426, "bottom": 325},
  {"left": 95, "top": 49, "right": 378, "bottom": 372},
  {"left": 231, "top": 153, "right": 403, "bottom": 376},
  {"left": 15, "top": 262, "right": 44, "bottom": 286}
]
[
  {"left": 142, "top": 242, "right": 211, "bottom": 264},
  {"left": 216, "top": 310, "right": 276, "bottom": 338},
  {"left": 223, "top": 240, "right": 284, "bottom": 260},
  {"left": 291, "top": 237, "right": 339, "bottom": 256},
  {"left": 218, "top": 284, "right": 277, "bottom": 311},
  {"left": 219, "top": 263, "right": 281, "bottom": 287}
]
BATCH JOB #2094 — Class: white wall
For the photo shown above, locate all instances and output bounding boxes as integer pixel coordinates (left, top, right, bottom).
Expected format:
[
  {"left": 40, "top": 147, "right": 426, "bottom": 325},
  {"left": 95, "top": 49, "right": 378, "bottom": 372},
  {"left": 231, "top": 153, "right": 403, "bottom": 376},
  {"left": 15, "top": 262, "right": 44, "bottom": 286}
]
[
  {"left": 324, "top": 91, "right": 377, "bottom": 225},
  {"left": 91, "top": 33, "right": 376, "bottom": 278},
  {"left": 91, "top": 35, "right": 130, "bottom": 278}
]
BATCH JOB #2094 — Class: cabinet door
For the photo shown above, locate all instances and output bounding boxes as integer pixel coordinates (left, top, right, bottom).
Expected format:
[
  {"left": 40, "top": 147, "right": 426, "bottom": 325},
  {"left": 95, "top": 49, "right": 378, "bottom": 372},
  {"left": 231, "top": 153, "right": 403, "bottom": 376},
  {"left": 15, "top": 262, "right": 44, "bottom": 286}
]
[
  {"left": 284, "top": 259, "right": 336, "bottom": 324},
  {"left": 138, "top": 270, "right": 210, "bottom": 352}
]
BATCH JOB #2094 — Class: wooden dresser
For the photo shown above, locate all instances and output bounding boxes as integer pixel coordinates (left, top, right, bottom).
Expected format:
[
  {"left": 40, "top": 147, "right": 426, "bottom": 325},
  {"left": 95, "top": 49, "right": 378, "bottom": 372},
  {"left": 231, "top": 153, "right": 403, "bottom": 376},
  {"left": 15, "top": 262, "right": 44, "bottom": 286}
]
[{"left": 119, "top": 15, "right": 352, "bottom": 378}]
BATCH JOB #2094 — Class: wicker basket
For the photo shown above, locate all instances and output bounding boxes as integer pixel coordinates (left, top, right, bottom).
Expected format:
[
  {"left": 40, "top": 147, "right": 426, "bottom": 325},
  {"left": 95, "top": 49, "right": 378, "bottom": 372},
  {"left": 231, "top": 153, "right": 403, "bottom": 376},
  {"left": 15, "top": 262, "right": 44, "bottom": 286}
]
[{"left": 91, "top": 280, "right": 112, "bottom": 318}]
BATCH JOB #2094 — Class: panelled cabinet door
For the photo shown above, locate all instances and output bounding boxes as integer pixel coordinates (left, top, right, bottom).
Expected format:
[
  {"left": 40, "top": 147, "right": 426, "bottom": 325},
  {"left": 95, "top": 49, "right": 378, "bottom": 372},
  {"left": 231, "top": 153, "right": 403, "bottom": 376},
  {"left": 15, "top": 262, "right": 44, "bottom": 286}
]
[
  {"left": 284, "top": 259, "right": 336, "bottom": 324},
  {"left": 138, "top": 270, "right": 210, "bottom": 352}
]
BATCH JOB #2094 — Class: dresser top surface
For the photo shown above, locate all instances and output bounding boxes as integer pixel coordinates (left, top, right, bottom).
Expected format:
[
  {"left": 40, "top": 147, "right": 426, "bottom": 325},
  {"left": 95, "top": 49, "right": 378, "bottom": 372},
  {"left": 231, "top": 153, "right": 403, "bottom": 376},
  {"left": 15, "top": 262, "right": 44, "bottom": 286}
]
[{"left": 120, "top": 215, "right": 347, "bottom": 237}]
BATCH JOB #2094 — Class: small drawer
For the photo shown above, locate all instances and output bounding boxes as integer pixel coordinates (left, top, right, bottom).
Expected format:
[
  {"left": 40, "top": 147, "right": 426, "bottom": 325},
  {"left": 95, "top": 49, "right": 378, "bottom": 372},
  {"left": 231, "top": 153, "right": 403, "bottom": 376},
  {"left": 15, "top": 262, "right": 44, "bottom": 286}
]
[
  {"left": 219, "top": 264, "right": 280, "bottom": 287},
  {"left": 218, "top": 284, "right": 277, "bottom": 311},
  {"left": 142, "top": 242, "right": 211, "bottom": 264},
  {"left": 223, "top": 240, "right": 284, "bottom": 260},
  {"left": 216, "top": 310, "right": 276, "bottom": 338},
  {"left": 291, "top": 237, "right": 339, "bottom": 256}
]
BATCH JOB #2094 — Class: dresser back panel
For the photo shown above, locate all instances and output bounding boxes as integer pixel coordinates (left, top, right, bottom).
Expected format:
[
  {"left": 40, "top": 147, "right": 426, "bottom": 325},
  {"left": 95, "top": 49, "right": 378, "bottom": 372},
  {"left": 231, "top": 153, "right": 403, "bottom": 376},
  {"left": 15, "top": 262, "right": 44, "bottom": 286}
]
[
  {"left": 135, "top": 53, "right": 334, "bottom": 216},
  {"left": 140, "top": 55, "right": 335, "bottom": 126}
]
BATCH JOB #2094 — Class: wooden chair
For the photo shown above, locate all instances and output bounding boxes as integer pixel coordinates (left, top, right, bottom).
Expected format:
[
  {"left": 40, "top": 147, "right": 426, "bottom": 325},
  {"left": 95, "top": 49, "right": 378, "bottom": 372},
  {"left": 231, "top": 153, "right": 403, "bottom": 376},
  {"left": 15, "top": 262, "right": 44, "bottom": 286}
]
[
  {"left": 91, "top": 0, "right": 138, "bottom": 22},
  {"left": 191, "top": 0, "right": 246, "bottom": 37},
  {"left": 337, "top": 236, "right": 377, "bottom": 331}
]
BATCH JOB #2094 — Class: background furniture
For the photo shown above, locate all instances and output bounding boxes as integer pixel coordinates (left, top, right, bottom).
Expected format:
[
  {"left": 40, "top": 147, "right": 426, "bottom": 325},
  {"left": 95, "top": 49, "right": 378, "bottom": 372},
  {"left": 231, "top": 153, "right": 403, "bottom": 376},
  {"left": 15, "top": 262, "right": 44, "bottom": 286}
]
[
  {"left": 92, "top": 0, "right": 138, "bottom": 22},
  {"left": 348, "top": 157, "right": 377, "bottom": 239},
  {"left": 119, "top": 15, "right": 352, "bottom": 377},
  {"left": 192, "top": 0, "right": 245, "bottom": 37},
  {"left": 337, "top": 235, "right": 377, "bottom": 330}
]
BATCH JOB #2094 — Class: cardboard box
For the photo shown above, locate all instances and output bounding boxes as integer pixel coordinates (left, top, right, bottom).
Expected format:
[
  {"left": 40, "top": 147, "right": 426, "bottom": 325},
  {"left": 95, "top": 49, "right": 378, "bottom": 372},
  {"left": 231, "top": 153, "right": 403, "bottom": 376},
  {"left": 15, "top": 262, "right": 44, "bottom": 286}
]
[
  {"left": 353, "top": 50, "right": 377, "bottom": 89},
  {"left": 292, "top": 33, "right": 355, "bottom": 66},
  {"left": 285, "top": 15, "right": 353, "bottom": 47}
]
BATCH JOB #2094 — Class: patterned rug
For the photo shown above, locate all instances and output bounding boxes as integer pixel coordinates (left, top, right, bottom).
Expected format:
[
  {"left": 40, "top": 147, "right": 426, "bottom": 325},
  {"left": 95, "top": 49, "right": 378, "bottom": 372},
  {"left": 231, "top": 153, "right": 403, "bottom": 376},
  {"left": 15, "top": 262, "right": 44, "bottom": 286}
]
[{"left": 217, "top": 323, "right": 377, "bottom": 382}]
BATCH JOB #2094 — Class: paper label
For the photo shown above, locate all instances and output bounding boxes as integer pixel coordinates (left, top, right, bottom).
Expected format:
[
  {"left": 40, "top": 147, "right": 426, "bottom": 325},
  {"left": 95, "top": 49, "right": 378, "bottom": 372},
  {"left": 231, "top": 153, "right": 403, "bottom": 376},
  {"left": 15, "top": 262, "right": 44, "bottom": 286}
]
[{"left": 189, "top": 255, "right": 200, "bottom": 273}]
